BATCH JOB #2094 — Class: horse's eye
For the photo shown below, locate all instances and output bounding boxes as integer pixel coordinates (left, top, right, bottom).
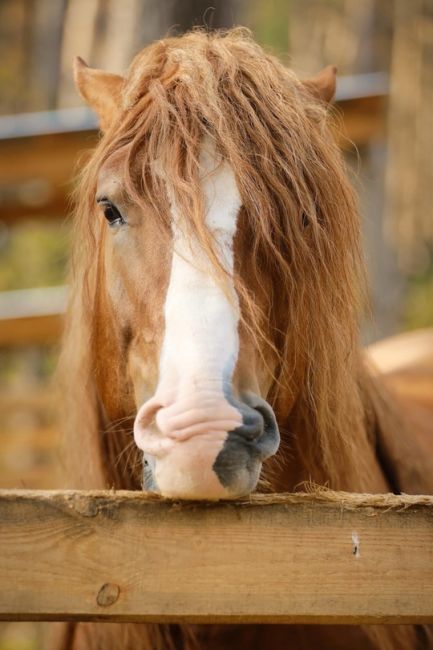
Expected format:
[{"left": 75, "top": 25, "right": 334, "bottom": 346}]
[{"left": 97, "top": 199, "right": 125, "bottom": 227}]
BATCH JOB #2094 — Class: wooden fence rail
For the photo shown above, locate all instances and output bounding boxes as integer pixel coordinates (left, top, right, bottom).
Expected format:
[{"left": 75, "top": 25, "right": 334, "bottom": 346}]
[
  {"left": 0, "top": 286, "right": 66, "bottom": 346},
  {"left": 1, "top": 489, "right": 432, "bottom": 625}
]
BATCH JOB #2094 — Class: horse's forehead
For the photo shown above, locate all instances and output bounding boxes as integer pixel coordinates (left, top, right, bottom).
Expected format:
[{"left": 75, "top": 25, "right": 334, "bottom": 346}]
[
  {"left": 98, "top": 148, "right": 129, "bottom": 183},
  {"left": 97, "top": 148, "right": 138, "bottom": 203}
]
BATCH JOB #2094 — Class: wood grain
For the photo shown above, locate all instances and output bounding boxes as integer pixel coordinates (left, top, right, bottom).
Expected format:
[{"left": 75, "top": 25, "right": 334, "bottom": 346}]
[{"left": 0, "top": 490, "right": 432, "bottom": 624}]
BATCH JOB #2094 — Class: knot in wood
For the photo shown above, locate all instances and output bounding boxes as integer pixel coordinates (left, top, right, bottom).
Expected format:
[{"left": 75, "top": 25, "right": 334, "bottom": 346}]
[{"left": 96, "top": 583, "right": 120, "bottom": 607}]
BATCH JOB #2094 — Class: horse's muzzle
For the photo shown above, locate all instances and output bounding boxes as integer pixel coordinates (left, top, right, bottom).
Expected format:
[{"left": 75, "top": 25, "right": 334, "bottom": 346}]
[{"left": 134, "top": 392, "right": 280, "bottom": 500}]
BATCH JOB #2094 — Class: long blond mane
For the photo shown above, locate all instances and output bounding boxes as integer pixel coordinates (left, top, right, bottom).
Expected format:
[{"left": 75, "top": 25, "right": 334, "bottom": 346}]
[{"left": 60, "top": 27, "right": 379, "bottom": 492}]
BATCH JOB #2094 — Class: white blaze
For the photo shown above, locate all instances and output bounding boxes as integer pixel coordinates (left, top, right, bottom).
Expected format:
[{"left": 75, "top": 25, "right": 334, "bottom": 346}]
[
  {"left": 160, "top": 137, "right": 242, "bottom": 397},
  {"left": 134, "top": 137, "right": 244, "bottom": 499}
]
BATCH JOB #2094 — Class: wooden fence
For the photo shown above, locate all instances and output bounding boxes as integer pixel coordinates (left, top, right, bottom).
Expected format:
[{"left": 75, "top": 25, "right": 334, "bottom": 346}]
[{"left": 1, "top": 489, "right": 433, "bottom": 624}]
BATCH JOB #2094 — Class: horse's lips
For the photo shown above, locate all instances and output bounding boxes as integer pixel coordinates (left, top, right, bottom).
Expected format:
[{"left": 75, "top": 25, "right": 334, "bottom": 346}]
[
  {"left": 147, "top": 433, "right": 232, "bottom": 500},
  {"left": 133, "top": 425, "right": 229, "bottom": 458}
]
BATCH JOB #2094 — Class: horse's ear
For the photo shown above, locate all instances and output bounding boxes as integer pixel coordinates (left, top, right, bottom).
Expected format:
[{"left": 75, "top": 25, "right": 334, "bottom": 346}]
[
  {"left": 303, "top": 65, "right": 337, "bottom": 104},
  {"left": 73, "top": 56, "right": 125, "bottom": 131}
]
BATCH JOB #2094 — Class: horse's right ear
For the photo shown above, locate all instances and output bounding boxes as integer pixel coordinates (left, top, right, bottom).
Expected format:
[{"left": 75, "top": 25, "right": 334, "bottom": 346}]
[
  {"left": 302, "top": 65, "right": 337, "bottom": 104},
  {"left": 73, "top": 57, "right": 125, "bottom": 131}
]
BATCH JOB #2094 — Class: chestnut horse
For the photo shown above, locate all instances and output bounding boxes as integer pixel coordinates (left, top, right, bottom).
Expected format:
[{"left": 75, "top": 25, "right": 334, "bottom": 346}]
[{"left": 54, "top": 28, "right": 433, "bottom": 650}]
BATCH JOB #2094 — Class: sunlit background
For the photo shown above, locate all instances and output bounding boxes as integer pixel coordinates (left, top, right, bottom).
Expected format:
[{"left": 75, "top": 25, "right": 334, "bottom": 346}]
[{"left": 0, "top": 1, "right": 432, "bottom": 647}]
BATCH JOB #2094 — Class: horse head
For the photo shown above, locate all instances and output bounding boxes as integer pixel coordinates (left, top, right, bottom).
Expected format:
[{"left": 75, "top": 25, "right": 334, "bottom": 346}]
[{"left": 69, "top": 30, "right": 363, "bottom": 500}]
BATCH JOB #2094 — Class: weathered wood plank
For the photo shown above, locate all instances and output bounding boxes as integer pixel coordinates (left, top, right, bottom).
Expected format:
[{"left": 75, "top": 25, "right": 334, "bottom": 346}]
[
  {"left": 0, "top": 129, "right": 97, "bottom": 223},
  {"left": 0, "top": 490, "right": 432, "bottom": 624},
  {"left": 0, "top": 312, "right": 62, "bottom": 346},
  {"left": 0, "top": 287, "right": 66, "bottom": 346}
]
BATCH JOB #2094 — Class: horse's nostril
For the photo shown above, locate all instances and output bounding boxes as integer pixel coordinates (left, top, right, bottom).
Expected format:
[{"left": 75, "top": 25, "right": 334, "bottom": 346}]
[
  {"left": 235, "top": 393, "right": 280, "bottom": 458},
  {"left": 235, "top": 406, "right": 264, "bottom": 441},
  {"left": 226, "top": 393, "right": 279, "bottom": 454},
  {"left": 211, "top": 393, "right": 280, "bottom": 495},
  {"left": 253, "top": 403, "right": 277, "bottom": 435}
]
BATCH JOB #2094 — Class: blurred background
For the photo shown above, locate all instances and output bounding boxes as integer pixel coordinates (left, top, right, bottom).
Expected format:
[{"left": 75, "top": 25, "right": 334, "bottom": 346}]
[{"left": 0, "top": 1, "right": 432, "bottom": 647}]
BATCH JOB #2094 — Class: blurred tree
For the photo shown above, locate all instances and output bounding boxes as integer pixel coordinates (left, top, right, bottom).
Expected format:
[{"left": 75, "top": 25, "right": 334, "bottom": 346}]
[
  {"left": 288, "top": 0, "right": 394, "bottom": 75},
  {"left": 28, "top": 0, "right": 67, "bottom": 110},
  {"left": 58, "top": 0, "right": 100, "bottom": 107},
  {"left": 169, "top": 0, "right": 243, "bottom": 32},
  {"left": 386, "top": 0, "right": 433, "bottom": 272},
  {"left": 0, "top": 0, "right": 67, "bottom": 113},
  {"left": 0, "top": 0, "right": 30, "bottom": 114},
  {"left": 385, "top": 0, "right": 433, "bottom": 331},
  {"left": 58, "top": 0, "right": 243, "bottom": 108}
]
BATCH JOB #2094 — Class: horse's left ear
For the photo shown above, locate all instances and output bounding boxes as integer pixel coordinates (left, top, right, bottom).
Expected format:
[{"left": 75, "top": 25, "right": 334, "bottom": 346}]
[
  {"left": 73, "top": 57, "right": 125, "bottom": 131},
  {"left": 302, "top": 65, "right": 337, "bottom": 104}
]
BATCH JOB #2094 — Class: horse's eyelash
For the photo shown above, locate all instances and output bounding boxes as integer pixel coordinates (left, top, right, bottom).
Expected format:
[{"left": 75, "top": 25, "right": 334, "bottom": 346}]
[{"left": 97, "top": 198, "right": 126, "bottom": 227}]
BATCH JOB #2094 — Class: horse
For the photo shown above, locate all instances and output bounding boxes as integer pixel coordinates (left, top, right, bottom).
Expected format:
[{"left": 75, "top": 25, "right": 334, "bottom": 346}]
[{"left": 53, "top": 28, "right": 433, "bottom": 650}]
